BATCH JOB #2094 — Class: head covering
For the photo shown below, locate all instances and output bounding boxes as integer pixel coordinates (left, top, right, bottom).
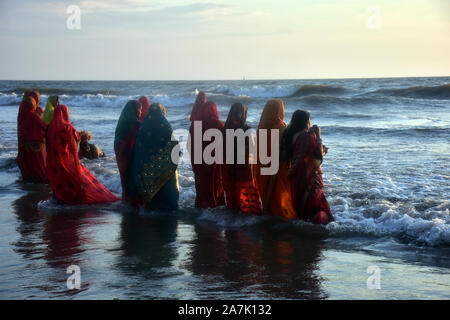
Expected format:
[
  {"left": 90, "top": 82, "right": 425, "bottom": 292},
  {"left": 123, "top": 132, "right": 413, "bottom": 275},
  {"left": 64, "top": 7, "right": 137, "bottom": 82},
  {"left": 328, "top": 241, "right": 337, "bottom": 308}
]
[
  {"left": 225, "top": 103, "right": 248, "bottom": 129},
  {"left": 258, "top": 99, "right": 285, "bottom": 130},
  {"left": 18, "top": 91, "right": 40, "bottom": 130},
  {"left": 200, "top": 101, "right": 219, "bottom": 122},
  {"left": 138, "top": 96, "right": 150, "bottom": 122},
  {"left": 18, "top": 97, "right": 46, "bottom": 141},
  {"left": 131, "top": 103, "right": 178, "bottom": 202},
  {"left": 21, "top": 90, "right": 33, "bottom": 102},
  {"left": 42, "top": 95, "right": 60, "bottom": 124},
  {"left": 114, "top": 100, "right": 141, "bottom": 146},
  {"left": 190, "top": 91, "right": 207, "bottom": 121},
  {"left": 23, "top": 96, "right": 37, "bottom": 112},
  {"left": 28, "top": 91, "right": 40, "bottom": 106},
  {"left": 48, "top": 104, "right": 72, "bottom": 135}
]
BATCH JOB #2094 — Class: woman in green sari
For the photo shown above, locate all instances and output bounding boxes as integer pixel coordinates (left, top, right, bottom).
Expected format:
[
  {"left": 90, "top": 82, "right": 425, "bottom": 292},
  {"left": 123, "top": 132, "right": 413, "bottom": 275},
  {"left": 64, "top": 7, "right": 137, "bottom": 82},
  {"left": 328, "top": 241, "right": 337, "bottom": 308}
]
[
  {"left": 42, "top": 95, "right": 60, "bottom": 124},
  {"left": 114, "top": 100, "right": 143, "bottom": 205},
  {"left": 131, "top": 103, "right": 180, "bottom": 211}
]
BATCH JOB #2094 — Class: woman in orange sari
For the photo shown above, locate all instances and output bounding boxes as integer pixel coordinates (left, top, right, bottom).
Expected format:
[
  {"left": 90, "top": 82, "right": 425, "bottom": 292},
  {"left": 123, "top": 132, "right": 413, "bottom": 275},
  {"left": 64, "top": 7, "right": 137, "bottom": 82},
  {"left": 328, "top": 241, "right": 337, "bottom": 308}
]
[
  {"left": 253, "top": 99, "right": 296, "bottom": 220},
  {"left": 16, "top": 94, "right": 48, "bottom": 183},
  {"left": 46, "top": 104, "right": 119, "bottom": 205}
]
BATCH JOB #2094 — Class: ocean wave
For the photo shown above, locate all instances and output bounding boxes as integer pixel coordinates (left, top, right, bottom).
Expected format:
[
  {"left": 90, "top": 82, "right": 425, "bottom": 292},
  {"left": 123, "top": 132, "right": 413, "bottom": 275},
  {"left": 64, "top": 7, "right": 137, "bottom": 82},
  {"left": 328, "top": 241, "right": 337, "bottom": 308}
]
[
  {"left": 3, "top": 87, "right": 118, "bottom": 96},
  {"left": 371, "top": 84, "right": 450, "bottom": 99},
  {"left": 322, "top": 125, "right": 450, "bottom": 137},
  {"left": 290, "top": 84, "right": 346, "bottom": 97},
  {"left": 0, "top": 92, "right": 21, "bottom": 106},
  {"left": 212, "top": 84, "right": 299, "bottom": 98}
]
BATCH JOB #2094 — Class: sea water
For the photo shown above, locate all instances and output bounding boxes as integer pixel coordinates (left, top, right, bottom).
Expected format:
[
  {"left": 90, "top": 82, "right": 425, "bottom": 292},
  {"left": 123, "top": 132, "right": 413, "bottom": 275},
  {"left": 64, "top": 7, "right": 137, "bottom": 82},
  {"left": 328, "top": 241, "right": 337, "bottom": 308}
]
[{"left": 0, "top": 77, "right": 449, "bottom": 299}]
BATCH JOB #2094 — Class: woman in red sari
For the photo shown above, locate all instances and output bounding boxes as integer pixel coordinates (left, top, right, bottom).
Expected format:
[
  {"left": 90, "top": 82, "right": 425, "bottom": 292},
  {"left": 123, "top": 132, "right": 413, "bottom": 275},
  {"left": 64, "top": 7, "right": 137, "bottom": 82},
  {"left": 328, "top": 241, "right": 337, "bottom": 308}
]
[
  {"left": 138, "top": 96, "right": 150, "bottom": 122},
  {"left": 46, "top": 104, "right": 119, "bottom": 205},
  {"left": 190, "top": 91, "right": 206, "bottom": 122},
  {"left": 189, "top": 100, "right": 225, "bottom": 208},
  {"left": 222, "top": 103, "right": 262, "bottom": 214},
  {"left": 16, "top": 94, "right": 48, "bottom": 183},
  {"left": 284, "top": 110, "right": 333, "bottom": 225}
]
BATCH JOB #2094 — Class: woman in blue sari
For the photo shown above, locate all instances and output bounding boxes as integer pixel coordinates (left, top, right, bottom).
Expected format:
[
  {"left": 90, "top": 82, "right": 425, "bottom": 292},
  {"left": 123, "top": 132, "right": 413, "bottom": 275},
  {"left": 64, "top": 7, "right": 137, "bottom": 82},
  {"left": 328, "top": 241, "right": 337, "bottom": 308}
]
[{"left": 131, "top": 103, "right": 180, "bottom": 211}]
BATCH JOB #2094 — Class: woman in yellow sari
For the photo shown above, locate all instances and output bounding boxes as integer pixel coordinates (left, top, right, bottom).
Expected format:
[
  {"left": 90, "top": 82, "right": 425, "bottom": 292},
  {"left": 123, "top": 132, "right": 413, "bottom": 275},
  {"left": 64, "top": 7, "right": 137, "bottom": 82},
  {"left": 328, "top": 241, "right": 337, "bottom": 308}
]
[
  {"left": 253, "top": 99, "right": 296, "bottom": 220},
  {"left": 42, "top": 95, "right": 60, "bottom": 124}
]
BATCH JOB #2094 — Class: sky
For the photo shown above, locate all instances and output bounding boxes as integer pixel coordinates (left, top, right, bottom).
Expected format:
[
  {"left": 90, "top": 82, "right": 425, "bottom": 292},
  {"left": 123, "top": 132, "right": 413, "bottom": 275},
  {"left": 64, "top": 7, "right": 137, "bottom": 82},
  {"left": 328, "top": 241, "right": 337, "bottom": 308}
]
[{"left": 0, "top": 0, "right": 449, "bottom": 80}]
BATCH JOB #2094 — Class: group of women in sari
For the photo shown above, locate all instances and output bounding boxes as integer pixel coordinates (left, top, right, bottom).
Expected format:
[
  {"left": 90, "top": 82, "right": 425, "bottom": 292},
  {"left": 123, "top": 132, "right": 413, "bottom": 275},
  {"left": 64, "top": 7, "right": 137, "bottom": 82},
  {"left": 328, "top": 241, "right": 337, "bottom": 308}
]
[
  {"left": 16, "top": 91, "right": 118, "bottom": 205},
  {"left": 17, "top": 89, "right": 333, "bottom": 224},
  {"left": 188, "top": 92, "right": 333, "bottom": 225}
]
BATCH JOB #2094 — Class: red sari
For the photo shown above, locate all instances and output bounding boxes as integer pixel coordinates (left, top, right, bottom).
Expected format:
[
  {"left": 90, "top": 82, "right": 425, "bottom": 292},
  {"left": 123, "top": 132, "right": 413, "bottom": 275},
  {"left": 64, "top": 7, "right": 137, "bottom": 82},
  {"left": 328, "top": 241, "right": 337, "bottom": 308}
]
[
  {"left": 16, "top": 96, "right": 48, "bottom": 183},
  {"left": 222, "top": 103, "right": 262, "bottom": 214},
  {"left": 138, "top": 96, "right": 150, "bottom": 122},
  {"left": 189, "top": 100, "right": 225, "bottom": 208},
  {"left": 288, "top": 131, "right": 333, "bottom": 225},
  {"left": 46, "top": 105, "right": 119, "bottom": 205}
]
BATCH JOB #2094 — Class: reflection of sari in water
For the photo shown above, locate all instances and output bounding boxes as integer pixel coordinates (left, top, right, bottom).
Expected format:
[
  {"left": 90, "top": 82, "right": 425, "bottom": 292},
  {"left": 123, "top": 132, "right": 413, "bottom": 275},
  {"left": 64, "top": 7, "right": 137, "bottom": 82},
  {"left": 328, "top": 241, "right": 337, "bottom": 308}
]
[
  {"left": 222, "top": 103, "right": 262, "bottom": 214},
  {"left": 138, "top": 96, "right": 150, "bottom": 122},
  {"left": 42, "top": 95, "right": 59, "bottom": 125},
  {"left": 253, "top": 99, "right": 296, "bottom": 220},
  {"left": 46, "top": 105, "right": 119, "bottom": 205},
  {"left": 189, "top": 101, "right": 225, "bottom": 208},
  {"left": 288, "top": 131, "right": 333, "bottom": 225},
  {"left": 16, "top": 96, "right": 48, "bottom": 183},
  {"left": 114, "top": 100, "right": 142, "bottom": 205},
  {"left": 131, "top": 103, "right": 179, "bottom": 210}
]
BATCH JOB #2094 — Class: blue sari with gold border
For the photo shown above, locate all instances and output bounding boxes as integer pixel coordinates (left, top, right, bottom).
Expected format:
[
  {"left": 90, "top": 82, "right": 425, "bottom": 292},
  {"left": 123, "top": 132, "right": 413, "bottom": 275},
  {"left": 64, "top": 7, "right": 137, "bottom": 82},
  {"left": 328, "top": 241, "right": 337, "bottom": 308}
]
[{"left": 131, "top": 103, "right": 179, "bottom": 211}]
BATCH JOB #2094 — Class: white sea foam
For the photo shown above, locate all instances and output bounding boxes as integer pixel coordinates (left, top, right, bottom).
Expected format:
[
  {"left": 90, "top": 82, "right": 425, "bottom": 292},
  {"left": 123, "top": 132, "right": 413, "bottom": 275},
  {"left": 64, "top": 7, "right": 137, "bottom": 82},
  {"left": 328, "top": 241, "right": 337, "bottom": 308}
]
[{"left": 212, "top": 84, "right": 298, "bottom": 98}]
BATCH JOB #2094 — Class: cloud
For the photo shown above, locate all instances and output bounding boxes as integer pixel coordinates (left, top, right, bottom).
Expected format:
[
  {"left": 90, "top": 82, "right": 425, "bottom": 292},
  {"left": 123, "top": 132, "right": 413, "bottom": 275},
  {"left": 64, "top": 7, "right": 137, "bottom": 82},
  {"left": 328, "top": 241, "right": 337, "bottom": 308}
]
[{"left": 77, "top": 0, "right": 234, "bottom": 16}]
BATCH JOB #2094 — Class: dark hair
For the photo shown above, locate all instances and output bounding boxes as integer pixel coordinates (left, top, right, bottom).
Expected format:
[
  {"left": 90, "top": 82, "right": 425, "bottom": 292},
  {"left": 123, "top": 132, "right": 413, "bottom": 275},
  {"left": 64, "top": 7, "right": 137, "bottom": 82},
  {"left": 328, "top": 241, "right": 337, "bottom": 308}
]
[{"left": 284, "top": 110, "right": 310, "bottom": 161}]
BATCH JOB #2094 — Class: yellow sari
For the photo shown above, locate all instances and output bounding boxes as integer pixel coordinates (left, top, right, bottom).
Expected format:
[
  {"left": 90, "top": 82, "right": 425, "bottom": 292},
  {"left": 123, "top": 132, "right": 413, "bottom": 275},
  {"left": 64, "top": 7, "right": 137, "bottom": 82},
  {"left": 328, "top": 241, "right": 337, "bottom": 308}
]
[
  {"left": 42, "top": 95, "right": 59, "bottom": 124},
  {"left": 253, "top": 99, "right": 297, "bottom": 220}
]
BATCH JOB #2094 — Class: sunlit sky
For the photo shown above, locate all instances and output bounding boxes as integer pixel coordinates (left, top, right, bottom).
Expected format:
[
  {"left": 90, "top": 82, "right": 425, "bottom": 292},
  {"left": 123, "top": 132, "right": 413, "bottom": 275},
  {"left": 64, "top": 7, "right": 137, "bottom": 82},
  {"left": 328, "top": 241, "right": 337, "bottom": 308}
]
[{"left": 0, "top": 0, "right": 449, "bottom": 80}]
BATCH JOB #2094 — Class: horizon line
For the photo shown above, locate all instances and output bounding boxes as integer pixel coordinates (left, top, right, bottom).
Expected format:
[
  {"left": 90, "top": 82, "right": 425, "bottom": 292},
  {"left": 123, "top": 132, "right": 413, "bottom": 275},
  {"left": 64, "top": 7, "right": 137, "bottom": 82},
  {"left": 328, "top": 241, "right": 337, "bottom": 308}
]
[{"left": 1, "top": 75, "right": 449, "bottom": 82}]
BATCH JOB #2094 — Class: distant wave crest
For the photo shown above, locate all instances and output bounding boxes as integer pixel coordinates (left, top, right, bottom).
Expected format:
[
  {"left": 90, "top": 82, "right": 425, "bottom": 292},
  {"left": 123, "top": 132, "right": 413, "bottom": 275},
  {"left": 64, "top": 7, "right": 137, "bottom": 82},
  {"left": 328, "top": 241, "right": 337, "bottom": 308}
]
[{"left": 372, "top": 84, "right": 450, "bottom": 99}]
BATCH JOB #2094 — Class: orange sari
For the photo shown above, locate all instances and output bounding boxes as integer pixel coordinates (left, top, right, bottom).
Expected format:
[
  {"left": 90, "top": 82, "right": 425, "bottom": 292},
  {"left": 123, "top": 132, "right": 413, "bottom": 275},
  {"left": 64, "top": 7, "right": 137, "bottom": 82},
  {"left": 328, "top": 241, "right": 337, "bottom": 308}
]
[{"left": 253, "top": 100, "right": 296, "bottom": 220}]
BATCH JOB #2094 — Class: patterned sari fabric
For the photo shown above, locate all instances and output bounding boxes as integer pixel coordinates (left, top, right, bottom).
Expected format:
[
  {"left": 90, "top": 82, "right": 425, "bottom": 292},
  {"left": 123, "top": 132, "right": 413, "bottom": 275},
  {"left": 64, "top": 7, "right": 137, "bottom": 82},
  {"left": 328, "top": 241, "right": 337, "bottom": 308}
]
[
  {"left": 131, "top": 103, "right": 179, "bottom": 210},
  {"left": 253, "top": 99, "right": 296, "bottom": 220},
  {"left": 114, "top": 100, "right": 142, "bottom": 205},
  {"left": 288, "top": 131, "right": 333, "bottom": 225},
  {"left": 138, "top": 96, "right": 150, "bottom": 122},
  {"left": 46, "top": 105, "right": 119, "bottom": 205},
  {"left": 222, "top": 103, "right": 262, "bottom": 214},
  {"left": 42, "top": 95, "right": 59, "bottom": 124},
  {"left": 16, "top": 96, "right": 48, "bottom": 183},
  {"left": 190, "top": 101, "right": 225, "bottom": 208}
]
